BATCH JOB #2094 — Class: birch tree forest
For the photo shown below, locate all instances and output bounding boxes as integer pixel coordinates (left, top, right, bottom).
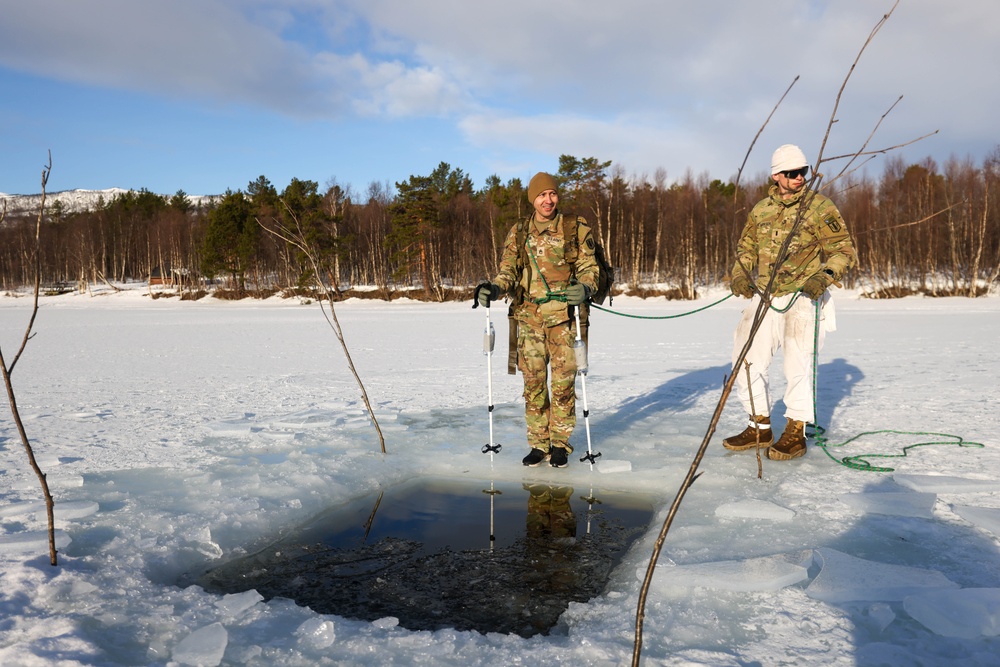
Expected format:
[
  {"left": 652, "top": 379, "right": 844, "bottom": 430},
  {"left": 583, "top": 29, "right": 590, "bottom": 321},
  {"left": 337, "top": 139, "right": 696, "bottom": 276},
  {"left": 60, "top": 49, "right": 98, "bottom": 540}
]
[{"left": 2, "top": 149, "right": 998, "bottom": 300}]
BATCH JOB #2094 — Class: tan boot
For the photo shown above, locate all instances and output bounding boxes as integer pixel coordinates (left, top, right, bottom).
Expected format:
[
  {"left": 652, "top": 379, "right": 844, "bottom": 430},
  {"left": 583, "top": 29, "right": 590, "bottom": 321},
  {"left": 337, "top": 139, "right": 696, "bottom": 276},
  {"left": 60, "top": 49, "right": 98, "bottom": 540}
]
[
  {"left": 768, "top": 419, "right": 806, "bottom": 460},
  {"left": 722, "top": 415, "right": 773, "bottom": 451}
]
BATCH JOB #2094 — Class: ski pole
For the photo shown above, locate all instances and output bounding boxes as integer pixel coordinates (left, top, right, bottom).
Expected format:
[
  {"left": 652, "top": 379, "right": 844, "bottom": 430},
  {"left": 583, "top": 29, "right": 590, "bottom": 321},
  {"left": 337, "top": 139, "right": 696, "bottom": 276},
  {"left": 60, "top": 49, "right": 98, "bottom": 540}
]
[
  {"left": 574, "top": 307, "right": 600, "bottom": 467},
  {"left": 477, "top": 291, "right": 501, "bottom": 460},
  {"left": 483, "top": 481, "right": 501, "bottom": 551}
]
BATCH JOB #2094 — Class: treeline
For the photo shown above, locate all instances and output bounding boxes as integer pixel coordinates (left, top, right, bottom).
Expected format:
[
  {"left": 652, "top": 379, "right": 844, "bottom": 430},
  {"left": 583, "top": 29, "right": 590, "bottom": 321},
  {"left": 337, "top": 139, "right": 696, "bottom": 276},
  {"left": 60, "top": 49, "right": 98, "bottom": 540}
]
[{"left": 1, "top": 150, "right": 998, "bottom": 299}]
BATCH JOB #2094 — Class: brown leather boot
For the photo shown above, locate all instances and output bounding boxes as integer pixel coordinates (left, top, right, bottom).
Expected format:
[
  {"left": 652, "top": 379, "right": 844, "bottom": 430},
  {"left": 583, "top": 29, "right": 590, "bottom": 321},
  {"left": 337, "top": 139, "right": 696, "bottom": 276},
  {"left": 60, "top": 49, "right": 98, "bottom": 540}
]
[
  {"left": 768, "top": 419, "right": 806, "bottom": 460},
  {"left": 722, "top": 415, "right": 773, "bottom": 451}
]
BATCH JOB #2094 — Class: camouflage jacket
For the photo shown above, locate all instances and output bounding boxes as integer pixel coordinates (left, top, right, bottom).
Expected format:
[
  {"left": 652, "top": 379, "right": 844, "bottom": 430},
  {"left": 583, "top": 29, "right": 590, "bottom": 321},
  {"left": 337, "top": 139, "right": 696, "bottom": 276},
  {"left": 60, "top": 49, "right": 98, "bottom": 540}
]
[
  {"left": 493, "top": 211, "right": 600, "bottom": 327},
  {"left": 734, "top": 185, "right": 857, "bottom": 297}
]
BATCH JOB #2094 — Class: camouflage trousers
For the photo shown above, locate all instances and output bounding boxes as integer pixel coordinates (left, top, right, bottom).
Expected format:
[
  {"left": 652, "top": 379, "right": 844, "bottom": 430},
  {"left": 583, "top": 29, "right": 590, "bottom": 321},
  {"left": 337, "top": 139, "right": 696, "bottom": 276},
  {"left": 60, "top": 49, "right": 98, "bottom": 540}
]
[
  {"left": 516, "top": 314, "right": 578, "bottom": 453},
  {"left": 524, "top": 483, "right": 576, "bottom": 538}
]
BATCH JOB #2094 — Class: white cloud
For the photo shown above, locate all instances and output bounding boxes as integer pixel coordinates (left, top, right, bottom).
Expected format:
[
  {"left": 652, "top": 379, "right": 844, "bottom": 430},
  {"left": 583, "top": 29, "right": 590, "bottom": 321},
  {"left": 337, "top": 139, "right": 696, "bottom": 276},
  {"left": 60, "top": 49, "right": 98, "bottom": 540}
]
[
  {"left": 1, "top": 0, "right": 997, "bottom": 189},
  {"left": 317, "top": 53, "right": 469, "bottom": 118}
]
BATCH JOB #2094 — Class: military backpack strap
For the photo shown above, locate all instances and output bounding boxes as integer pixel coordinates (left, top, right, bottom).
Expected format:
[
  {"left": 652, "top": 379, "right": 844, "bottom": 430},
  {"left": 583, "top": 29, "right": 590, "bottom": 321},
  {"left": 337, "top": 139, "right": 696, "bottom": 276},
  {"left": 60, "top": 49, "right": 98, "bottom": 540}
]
[
  {"left": 507, "top": 216, "right": 531, "bottom": 375},
  {"left": 507, "top": 310, "right": 518, "bottom": 374},
  {"left": 562, "top": 213, "right": 581, "bottom": 267}
]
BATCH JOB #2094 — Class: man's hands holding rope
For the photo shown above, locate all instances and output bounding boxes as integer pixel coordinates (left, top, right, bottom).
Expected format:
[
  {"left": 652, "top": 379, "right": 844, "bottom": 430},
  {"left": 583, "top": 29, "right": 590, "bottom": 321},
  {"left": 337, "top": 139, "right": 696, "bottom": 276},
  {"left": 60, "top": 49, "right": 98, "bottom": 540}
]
[
  {"left": 800, "top": 269, "right": 835, "bottom": 300},
  {"left": 730, "top": 273, "right": 754, "bottom": 298}
]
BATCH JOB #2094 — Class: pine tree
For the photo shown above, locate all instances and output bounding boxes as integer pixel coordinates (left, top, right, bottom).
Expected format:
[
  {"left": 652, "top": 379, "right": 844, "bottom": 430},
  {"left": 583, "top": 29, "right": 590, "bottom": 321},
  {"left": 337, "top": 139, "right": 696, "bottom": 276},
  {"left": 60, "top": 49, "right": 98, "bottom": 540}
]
[{"left": 201, "top": 190, "right": 257, "bottom": 292}]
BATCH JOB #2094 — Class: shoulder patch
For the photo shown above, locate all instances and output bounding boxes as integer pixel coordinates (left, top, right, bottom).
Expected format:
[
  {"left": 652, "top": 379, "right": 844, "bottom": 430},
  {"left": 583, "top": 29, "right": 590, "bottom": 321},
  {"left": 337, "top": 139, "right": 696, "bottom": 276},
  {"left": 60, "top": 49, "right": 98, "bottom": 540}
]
[
  {"left": 824, "top": 216, "right": 842, "bottom": 233},
  {"left": 586, "top": 237, "right": 595, "bottom": 250}
]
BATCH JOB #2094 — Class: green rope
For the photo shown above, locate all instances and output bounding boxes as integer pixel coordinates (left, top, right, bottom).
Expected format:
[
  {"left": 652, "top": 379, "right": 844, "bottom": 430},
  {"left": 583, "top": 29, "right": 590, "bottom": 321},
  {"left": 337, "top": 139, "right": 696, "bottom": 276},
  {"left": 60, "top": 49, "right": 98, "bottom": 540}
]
[
  {"left": 805, "top": 299, "right": 985, "bottom": 472},
  {"left": 575, "top": 281, "right": 987, "bottom": 473},
  {"left": 525, "top": 234, "right": 570, "bottom": 304},
  {"left": 589, "top": 293, "right": 735, "bottom": 319},
  {"left": 811, "top": 425, "right": 984, "bottom": 473},
  {"left": 588, "top": 290, "right": 804, "bottom": 320}
]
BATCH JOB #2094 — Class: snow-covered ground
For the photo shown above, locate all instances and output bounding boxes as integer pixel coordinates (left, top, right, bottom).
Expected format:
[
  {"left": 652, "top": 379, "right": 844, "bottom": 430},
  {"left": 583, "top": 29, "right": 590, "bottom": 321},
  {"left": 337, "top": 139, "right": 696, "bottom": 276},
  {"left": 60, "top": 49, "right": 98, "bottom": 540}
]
[{"left": 1, "top": 286, "right": 998, "bottom": 666}]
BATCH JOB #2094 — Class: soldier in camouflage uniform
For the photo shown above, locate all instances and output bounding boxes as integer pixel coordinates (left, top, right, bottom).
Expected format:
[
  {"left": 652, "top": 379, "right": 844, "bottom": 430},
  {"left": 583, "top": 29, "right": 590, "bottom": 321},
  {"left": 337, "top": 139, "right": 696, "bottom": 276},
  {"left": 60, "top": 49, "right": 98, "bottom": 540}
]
[
  {"left": 475, "top": 172, "right": 600, "bottom": 468},
  {"left": 723, "top": 145, "right": 857, "bottom": 460}
]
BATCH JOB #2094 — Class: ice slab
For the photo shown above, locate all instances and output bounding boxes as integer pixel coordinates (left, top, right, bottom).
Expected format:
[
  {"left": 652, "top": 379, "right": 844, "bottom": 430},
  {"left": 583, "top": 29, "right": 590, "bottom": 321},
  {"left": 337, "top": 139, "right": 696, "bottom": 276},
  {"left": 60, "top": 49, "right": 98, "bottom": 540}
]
[
  {"left": 838, "top": 491, "right": 937, "bottom": 518},
  {"left": 12, "top": 474, "right": 84, "bottom": 491},
  {"left": 715, "top": 499, "right": 795, "bottom": 521},
  {"left": 904, "top": 588, "right": 1000, "bottom": 638},
  {"left": 952, "top": 505, "right": 1000, "bottom": 537},
  {"left": 864, "top": 602, "right": 896, "bottom": 633},
  {"left": 205, "top": 421, "right": 254, "bottom": 436},
  {"left": 596, "top": 459, "right": 632, "bottom": 473},
  {"left": 806, "top": 547, "right": 959, "bottom": 603},
  {"left": 295, "top": 618, "right": 337, "bottom": 649},
  {"left": 892, "top": 474, "right": 996, "bottom": 494},
  {"left": 215, "top": 590, "right": 263, "bottom": 618},
  {"left": 172, "top": 622, "right": 228, "bottom": 667},
  {"left": 0, "top": 530, "right": 72, "bottom": 553},
  {"left": 0, "top": 500, "right": 45, "bottom": 518},
  {"left": 640, "top": 552, "right": 809, "bottom": 592},
  {"left": 55, "top": 500, "right": 100, "bottom": 520},
  {"left": 269, "top": 409, "right": 338, "bottom": 428}
]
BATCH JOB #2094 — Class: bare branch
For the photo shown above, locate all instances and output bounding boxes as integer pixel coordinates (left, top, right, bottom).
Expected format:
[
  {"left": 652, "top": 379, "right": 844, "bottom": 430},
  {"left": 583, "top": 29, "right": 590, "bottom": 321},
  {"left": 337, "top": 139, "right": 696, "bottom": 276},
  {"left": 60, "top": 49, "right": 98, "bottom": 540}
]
[
  {"left": 9, "top": 152, "right": 51, "bottom": 373},
  {"left": 257, "top": 204, "right": 387, "bottom": 454},
  {"left": 734, "top": 76, "right": 800, "bottom": 192},
  {"left": 815, "top": 1, "right": 898, "bottom": 170},
  {"left": 0, "top": 151, "right": 59, "bottom": 566},
  {"left": 853, "top": 202, "right": 961, "bottom": 236}
]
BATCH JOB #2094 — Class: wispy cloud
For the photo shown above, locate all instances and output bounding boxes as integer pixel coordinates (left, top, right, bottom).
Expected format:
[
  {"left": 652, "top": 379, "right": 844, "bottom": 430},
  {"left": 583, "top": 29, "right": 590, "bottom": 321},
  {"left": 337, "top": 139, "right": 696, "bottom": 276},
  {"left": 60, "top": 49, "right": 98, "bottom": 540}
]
[{"left": 1, "top": 0, "right": 997, "bottom": 193}]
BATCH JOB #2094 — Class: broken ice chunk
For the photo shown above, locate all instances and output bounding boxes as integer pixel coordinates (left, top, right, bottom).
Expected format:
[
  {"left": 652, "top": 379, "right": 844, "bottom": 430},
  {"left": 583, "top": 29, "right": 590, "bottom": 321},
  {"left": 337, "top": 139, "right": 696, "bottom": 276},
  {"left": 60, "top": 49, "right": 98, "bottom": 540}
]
[
  {"left": 837, "top": 492, "right": 936, "bottom": 518},
  {"left": 806, "top": 548, "right": 958, "bottom": 603},
  {"left": 952, "top": 505, "right": 1000, "bottom": 538},
  {"left": 892, "top": 474, "right": 996, "bottom": 494},
  {"left": 714, "top": 499, "right": 795, "bottom": 521},
  {"left": 640, "top": 552, "right": 809, "bottom": 592},
  {"left": 171, "top": 622, "right": 228, "bottom": 667},
  {"left": 0, "top": 530, "right": 72, "bottom": 553},
  {"left": 904, "top": 588, "right": 1000, "bottom": 638},
  {"left": 215, "top": 590, "right": 263, "bottom": 618}
]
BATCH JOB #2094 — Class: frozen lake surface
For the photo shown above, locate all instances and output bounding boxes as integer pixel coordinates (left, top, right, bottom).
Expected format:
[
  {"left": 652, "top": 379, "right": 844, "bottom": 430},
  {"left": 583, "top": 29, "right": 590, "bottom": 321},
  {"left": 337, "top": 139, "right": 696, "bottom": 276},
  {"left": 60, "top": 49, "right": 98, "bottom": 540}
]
[{"left": 1, "top": 287, "right": 999, "bottom": 666}]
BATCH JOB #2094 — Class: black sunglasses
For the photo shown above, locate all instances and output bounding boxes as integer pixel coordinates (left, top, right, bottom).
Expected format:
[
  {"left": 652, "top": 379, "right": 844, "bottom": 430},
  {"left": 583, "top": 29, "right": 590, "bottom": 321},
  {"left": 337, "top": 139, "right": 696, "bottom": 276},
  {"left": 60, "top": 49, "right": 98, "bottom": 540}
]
[{"left": 781, "top": 167, "right": 809, "bottom": 179}]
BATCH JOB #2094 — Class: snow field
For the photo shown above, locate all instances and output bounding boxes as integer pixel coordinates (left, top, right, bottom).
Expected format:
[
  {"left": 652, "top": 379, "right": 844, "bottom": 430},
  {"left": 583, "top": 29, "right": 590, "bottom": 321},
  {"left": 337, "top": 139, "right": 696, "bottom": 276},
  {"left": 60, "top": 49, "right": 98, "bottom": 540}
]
[{"left": 0, "top": 288, "right": 998, "bottom": 665}]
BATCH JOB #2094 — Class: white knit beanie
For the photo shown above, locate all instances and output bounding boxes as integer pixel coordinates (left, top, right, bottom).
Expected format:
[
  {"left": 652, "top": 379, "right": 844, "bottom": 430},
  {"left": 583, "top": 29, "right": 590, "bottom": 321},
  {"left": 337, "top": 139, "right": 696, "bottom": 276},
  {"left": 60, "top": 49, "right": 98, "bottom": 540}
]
[{"left": 770, "top": 144, "right": 808, "bottom": 174}]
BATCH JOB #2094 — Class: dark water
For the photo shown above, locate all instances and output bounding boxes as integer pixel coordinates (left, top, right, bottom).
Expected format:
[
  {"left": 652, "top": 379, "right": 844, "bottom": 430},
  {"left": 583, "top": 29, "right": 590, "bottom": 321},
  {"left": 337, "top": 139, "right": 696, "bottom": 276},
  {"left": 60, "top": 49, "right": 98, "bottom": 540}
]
[{"left": 196, "top": 477, "right": 654, "bottom": 637}]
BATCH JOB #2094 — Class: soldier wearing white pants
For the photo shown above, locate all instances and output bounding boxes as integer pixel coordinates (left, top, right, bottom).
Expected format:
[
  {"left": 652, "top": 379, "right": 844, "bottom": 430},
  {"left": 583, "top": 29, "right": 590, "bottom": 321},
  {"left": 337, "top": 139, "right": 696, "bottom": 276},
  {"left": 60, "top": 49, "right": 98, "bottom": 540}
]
[{"left": 723, "top": 145, "right": 856, "bottom": 460}]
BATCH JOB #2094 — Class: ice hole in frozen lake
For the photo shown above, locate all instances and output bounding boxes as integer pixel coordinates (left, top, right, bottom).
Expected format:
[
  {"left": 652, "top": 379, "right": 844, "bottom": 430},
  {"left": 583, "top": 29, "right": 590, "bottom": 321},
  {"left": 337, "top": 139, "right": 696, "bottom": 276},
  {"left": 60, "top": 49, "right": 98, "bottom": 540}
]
[{"left": 196, "top": 476, "right": 655, "bottom": 637}]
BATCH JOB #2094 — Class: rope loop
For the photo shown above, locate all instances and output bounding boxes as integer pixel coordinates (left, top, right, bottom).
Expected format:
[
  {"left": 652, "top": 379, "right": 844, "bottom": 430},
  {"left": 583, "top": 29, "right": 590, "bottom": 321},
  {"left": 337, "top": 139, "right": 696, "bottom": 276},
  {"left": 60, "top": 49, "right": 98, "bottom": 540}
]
[{"left": 560, "top": 284, "right": 987, "bottom": 473}]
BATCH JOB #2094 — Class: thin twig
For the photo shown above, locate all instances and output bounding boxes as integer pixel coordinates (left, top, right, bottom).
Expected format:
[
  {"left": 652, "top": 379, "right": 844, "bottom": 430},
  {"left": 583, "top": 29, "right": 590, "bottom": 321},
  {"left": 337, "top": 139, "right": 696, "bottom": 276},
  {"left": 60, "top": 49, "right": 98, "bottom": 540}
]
[
  {"left": 852, "top": 203, "right": 961, "bottom": 236},
  {"left": 257, "top": 205, "right": 386, "bottom": 454},
  {"left": 1, "top": 151, "right": 58, "bottom": 565},
  {"left": 734, "top": 76, "right": 800, "bottom": 193},
  {"left": 815, "top": 2, "right": 898, "bottom": 173},
  {"left": 744, "top": 361, "right": 763, "bottom": 479}
]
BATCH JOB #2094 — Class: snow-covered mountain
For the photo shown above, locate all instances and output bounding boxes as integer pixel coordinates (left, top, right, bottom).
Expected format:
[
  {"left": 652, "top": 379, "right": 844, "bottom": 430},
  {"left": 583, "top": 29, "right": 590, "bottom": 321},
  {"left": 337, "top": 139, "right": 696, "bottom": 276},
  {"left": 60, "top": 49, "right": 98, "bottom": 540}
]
[{"left": 0, "top": 188, "right": 220, "bottom": 215}]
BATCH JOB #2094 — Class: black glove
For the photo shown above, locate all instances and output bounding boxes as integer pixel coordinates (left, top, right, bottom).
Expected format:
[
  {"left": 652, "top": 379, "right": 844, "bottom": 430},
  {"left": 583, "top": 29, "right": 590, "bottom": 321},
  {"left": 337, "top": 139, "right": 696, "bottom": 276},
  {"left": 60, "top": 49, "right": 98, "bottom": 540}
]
[
  {"left": 473, "top": 281, "right": 500, "bottom": 308},
  {"left": 565, "top": 280, "right": 591, "bottom": 306},
  {"left": 730, "top": 273, "right": 754, "bottom": 298},
  {"left": 800, "top": 270, "right": 833, "bottom": 300}
]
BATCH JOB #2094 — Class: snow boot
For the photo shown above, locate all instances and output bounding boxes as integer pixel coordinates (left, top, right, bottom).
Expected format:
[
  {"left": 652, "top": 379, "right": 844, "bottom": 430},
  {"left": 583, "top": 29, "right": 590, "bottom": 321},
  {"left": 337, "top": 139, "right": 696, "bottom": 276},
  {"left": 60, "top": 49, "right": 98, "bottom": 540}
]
[
  {"left": 722, "top": 415, "right": 773, "bottom": 451},
  {"left": 768, "top": 419, "right": 806, "bottom": 460},
  {"left": 549, "top": 447, "right": 569, "bottom": 468},
  {"left": 522, "top": 448, "right": 549, "bottom": 467}
]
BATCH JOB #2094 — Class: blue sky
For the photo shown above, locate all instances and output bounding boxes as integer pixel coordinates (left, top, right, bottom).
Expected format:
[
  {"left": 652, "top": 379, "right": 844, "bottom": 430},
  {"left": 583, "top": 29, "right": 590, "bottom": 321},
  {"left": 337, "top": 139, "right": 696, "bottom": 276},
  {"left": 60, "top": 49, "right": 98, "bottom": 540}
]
[{"left": 2, "top": 0, "right": 998, "bottom": 198}]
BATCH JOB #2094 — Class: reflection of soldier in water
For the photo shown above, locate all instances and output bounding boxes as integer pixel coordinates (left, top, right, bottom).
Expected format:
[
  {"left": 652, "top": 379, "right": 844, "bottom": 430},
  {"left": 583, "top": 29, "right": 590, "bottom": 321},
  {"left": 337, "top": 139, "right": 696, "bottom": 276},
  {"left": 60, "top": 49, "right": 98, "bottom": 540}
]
[
  {"left": 523, "top": 484, "right": 580, "bottom": 604},
  {"left": 524, "top": 483, "right": 577, "bottom": 539}
]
